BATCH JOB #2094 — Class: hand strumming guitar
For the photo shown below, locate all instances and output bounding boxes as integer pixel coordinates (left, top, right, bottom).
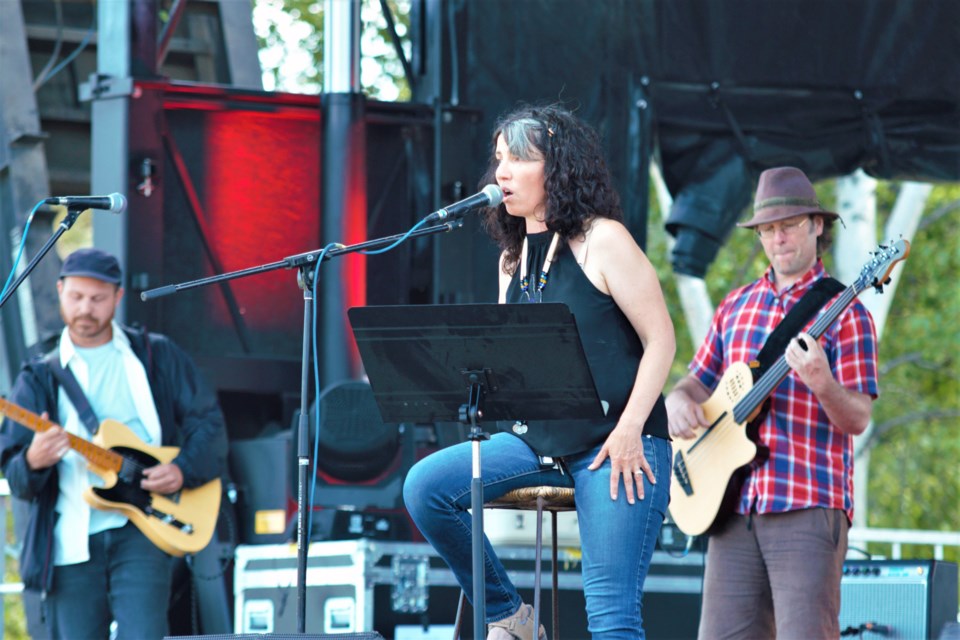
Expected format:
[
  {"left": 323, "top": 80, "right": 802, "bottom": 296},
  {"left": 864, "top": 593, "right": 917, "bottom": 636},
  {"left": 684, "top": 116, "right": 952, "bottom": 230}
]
[{"left": 141, "top": 463, "right": 184, "bottom": 495}]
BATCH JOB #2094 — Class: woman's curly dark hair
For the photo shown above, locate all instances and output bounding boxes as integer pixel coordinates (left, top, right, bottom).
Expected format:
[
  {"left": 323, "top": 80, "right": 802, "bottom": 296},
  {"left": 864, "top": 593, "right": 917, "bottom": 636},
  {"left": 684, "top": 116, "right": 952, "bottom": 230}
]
[{"left": 480, "top": 104, "right": 623, "bottom": 275}]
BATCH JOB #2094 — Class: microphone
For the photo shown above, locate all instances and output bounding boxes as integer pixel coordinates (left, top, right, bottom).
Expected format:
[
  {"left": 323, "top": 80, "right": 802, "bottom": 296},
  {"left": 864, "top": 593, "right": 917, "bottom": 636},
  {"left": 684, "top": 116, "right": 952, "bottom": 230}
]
[
  {"left": 424, "top": 184, "right": 503, "bottom": 223},
  {"left": 44, "top": 193, "right": 128, "bottom": 214}
]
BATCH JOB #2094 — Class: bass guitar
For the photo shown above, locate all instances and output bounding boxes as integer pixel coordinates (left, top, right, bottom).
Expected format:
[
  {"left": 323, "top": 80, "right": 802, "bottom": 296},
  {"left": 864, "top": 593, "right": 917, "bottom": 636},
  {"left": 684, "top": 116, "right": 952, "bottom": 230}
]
[
  {"left": 0, "top": 398, "right": 220, "bottom": 556},
  {"left": 669, "top": 239, "right": 910, "bottom": 536}
]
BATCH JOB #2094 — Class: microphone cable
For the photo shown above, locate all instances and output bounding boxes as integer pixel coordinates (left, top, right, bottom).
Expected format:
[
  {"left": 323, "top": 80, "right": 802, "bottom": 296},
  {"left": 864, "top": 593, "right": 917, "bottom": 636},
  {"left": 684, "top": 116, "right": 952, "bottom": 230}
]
[
  {"left": 302, "top": 212, "right": 458, "bottom": 542},
  {"left": 0, "top": 201, "right": 42, "bottom": 303}
]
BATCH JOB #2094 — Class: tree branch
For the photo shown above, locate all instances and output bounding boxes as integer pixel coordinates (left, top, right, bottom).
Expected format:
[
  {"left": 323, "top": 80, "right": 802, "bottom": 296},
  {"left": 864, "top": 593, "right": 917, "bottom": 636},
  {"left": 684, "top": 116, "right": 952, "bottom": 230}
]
[
  {"left": 918, "top": 199, "right": 960, "bottom": 231},
  {"left": 862, "top": 409, "right": 960, "bottom": 452},
  {"left": 879, "top": 352, "right": 948, "bottom": 376}
]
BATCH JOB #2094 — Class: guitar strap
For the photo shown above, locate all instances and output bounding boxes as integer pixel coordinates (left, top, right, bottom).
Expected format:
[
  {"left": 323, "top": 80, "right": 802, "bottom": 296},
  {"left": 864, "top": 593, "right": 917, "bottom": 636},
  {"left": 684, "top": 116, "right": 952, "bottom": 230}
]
[
  {"left": 729, "top": 276, "right": 847, "bottom": 485},
  {"left": 751, "top": 276, "right": 845, "bottom": 381},
  {"left": 45, "top": 353, "right": 100, "bottom": 436}
]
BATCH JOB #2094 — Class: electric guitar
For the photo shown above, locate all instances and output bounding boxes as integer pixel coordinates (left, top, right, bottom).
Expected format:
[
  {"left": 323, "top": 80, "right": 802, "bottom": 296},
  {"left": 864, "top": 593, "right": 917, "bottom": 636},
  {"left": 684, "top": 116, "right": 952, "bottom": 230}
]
[
  {"left": 0, "top": 398, "right": 221, "bottom": 556},
  {"left": 669, "top": 239, "right": 910, "bottom": 536}
]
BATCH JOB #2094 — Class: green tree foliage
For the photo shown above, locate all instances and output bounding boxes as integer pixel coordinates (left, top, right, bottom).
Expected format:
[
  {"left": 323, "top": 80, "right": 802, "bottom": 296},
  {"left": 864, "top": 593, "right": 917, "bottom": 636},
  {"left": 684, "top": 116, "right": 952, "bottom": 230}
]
[
  {"left": 3, "top": 508, "right": 28, "bottom": 639},
  {"left": 255, "top": 0, "right": 411, "bottom": 99},
  {"left": 865, "top": 184, "right": 959, "bottom": 560},
  {"left": 255, "top": 0, "right": 324, "bottom": 91}
]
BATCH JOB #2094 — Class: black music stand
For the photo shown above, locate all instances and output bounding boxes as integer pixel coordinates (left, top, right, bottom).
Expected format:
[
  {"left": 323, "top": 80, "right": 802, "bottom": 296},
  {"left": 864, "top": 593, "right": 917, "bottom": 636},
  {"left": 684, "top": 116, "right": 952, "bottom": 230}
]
[{"left": 348, "top": 303, "right": 604, "bottom": 638}]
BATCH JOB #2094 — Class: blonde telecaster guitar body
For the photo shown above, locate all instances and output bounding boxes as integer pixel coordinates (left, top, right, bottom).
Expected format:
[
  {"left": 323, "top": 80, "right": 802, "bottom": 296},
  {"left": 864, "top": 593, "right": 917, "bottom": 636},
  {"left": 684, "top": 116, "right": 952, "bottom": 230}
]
[
  {"left": 85, "top": 419, "right": 221, "bottom": 556},
  {"left": 0, "top": 399, "right": 220, "bottom": 557}
]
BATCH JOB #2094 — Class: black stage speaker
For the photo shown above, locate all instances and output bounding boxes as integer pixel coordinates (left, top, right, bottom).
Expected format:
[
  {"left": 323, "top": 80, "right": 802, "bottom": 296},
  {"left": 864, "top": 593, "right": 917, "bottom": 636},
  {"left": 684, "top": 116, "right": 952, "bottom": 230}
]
[
  {"left": 166, "top": 634, "right": 384, "bottom": 639},
  {"left": 840, "top": 560, "right": 958, "bottom": 639},
  {"left": 228, "top": 432, "right": 293, "bottom": 544}
]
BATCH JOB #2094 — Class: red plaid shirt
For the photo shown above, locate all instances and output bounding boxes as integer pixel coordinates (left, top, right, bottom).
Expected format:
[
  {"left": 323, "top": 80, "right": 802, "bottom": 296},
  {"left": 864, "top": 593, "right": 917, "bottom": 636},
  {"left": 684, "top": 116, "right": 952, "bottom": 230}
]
[{"left": 690, "top": 260, "right": 879, "bottom": 522}]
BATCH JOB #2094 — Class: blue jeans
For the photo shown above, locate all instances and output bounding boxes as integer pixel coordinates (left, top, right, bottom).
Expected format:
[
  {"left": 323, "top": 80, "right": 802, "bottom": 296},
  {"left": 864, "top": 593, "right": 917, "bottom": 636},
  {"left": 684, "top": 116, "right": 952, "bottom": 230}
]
[
  {"left": 403, "top": 432, "right": 672, "bottom": 639},
  {"left": 46, "top": 521, "right": 173, "bottom": 639}
]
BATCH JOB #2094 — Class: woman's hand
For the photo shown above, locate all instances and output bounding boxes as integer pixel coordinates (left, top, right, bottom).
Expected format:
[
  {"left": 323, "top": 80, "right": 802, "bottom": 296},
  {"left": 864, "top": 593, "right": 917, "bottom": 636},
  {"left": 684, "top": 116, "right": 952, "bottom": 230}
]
[{"left": 588, "top": 425, "right": 655, "bottom": 504}]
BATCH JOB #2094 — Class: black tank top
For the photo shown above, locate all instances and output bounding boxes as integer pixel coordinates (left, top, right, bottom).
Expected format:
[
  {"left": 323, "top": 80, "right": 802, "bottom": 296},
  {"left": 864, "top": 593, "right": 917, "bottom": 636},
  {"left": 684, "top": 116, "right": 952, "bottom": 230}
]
[{"left": 499, "top": 230, "right": 669, "bottom": 456}]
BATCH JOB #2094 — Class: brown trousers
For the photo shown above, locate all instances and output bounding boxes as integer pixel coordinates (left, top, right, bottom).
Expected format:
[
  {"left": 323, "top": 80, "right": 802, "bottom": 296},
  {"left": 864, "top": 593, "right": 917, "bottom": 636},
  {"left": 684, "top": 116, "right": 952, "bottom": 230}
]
[{"left": 698, "top": 508, "right": 849, "bottom": 640}]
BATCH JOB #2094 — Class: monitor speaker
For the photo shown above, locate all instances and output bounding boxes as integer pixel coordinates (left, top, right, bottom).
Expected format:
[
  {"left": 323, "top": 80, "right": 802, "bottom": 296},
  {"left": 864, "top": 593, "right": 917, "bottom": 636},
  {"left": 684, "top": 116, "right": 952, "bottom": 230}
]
[
  {"left": 228, "top": 432, "right": 293, "bottom": 544},
  {"left": 840, "top": 560, "right": 958, "bottom": 639}
]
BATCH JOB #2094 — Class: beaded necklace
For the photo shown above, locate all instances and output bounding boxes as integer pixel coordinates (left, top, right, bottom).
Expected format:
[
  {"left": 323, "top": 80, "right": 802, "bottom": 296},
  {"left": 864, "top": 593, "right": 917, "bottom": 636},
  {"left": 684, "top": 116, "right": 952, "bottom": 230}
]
[{"left": 518, "top": 232, "right": 561, "bottom": 303}]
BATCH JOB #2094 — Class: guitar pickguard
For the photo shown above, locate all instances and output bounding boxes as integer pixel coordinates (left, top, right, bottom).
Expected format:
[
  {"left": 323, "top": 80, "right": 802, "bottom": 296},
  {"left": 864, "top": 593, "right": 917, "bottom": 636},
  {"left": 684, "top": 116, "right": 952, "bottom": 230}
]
[{"left": 90, "top": 445, "right": 158, "bottom": 511}]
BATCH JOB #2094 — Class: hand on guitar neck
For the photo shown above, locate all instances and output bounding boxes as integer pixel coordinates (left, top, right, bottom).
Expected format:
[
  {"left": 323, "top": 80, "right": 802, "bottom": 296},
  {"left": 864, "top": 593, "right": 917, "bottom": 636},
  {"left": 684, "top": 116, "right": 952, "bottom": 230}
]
[
  {"left": 785, "top": 331, "right": 873, "bottom": 436},
  {"left": 25, "top": 413, "right": 70, "bottom": 470}
]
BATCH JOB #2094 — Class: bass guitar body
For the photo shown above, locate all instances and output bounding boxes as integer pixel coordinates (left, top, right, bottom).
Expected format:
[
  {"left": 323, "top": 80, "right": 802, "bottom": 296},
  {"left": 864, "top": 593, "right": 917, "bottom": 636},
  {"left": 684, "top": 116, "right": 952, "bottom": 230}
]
[{"left": 669, "top": 362, "right": 758, "bottom": 536}]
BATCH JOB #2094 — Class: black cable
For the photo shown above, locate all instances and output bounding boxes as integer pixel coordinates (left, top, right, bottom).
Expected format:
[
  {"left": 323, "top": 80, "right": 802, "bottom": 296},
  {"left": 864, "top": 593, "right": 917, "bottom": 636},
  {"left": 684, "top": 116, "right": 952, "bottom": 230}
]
[
  {"left": 845, "top": 545, "right": 873, "bottom": 559},
  {"left": 184, "top": 486, "right": 240, "bottom": 634},
  {"left": 841, "top": 623, "right": 891, "bottom": 637}
]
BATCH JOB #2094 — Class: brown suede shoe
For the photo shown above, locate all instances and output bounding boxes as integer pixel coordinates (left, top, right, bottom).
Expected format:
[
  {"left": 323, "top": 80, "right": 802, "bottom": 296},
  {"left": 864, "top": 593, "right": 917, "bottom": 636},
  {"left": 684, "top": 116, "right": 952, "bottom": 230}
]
[{"left": 486, "top": 603, "right": 547, "bottom": 640}]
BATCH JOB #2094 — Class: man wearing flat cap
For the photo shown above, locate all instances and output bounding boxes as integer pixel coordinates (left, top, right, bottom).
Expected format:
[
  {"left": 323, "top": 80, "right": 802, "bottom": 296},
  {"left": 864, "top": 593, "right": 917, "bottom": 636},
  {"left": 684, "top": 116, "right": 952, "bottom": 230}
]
[
  {"left": 0, "top": 247, "right": 227, "bottom": 639},
  {"left": 665, "top": 167, "right": 879, "bottom": 638}
]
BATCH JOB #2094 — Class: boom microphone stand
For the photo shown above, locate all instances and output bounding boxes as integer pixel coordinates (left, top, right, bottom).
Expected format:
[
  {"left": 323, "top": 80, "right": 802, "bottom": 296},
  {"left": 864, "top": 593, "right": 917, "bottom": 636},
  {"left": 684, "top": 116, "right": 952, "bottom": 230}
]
[
  {"left": 0, "top": 206, "right": 89, "bottom": 310},
  {"left": 141, "top": 219, "right": 462, "bottom": 633}
]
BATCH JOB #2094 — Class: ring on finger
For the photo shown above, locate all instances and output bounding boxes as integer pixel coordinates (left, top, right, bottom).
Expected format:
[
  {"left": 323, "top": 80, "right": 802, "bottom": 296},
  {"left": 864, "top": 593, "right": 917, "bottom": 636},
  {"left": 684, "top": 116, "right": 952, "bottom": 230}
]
[{"left": 633, "top": 469, "right": 644, "bottom": 476}]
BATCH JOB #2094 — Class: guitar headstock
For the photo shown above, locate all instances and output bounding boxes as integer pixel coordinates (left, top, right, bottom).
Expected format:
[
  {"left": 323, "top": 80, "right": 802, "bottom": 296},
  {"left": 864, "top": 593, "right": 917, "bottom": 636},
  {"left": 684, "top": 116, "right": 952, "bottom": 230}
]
[{"left": 854, "top": 239, "right": 911, "bottom": 294}]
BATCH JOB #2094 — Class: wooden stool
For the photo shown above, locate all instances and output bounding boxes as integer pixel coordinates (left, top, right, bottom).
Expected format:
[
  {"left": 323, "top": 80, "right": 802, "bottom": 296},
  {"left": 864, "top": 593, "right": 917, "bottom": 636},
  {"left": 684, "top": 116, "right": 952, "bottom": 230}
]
[{"left": 453, "top": 486, "right": 577, "bottom": 640}]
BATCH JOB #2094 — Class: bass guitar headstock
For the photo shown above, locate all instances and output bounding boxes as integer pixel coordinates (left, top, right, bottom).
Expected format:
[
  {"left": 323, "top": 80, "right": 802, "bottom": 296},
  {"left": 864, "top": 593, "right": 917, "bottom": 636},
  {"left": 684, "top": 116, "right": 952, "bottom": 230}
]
[{"left": 855, "top": 239, "right": 911, "bottom": 294}]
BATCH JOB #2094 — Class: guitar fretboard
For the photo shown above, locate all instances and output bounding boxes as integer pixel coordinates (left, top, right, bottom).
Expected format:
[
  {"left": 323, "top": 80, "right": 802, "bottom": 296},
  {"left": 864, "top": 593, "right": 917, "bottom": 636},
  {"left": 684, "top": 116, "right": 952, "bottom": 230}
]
[{"left": 0, "top": 398, "right": 123, "bottom": 472}]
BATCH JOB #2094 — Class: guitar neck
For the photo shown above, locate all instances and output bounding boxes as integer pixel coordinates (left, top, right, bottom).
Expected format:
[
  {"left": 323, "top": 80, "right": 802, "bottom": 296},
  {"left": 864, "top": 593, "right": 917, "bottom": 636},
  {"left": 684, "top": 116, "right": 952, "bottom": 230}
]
[
  {"left": 732, "top": 285, "right": 861, "bottom": 424},
  {"left": 0, "top": 398, "right": 123, "bottom": 473}
]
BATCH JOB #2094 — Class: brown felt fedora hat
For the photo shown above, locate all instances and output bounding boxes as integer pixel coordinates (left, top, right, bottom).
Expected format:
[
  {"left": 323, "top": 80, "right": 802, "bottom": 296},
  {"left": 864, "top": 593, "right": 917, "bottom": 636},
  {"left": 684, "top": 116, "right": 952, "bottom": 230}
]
[{"left": 738, "top": 166, "right": 840, "bottom": 228}]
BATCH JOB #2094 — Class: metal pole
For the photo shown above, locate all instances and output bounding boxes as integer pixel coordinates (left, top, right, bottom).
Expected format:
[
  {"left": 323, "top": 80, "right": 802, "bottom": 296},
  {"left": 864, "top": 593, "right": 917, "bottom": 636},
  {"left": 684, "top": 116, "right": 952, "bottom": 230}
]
[
  {"left": 88, "top": 0, "right": 133, "bottom": 322},
  {"left": 295, "top": 272, "right": 314, "bottom": 633},
  {"left": 321, "top": 0, "right": 365, "bottom": 387}
]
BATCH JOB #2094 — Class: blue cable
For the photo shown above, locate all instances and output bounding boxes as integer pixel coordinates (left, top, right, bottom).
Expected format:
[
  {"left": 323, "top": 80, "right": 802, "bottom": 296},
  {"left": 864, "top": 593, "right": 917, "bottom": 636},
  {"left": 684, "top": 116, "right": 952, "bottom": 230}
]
[
  {"left": 303, "top": 216, "right": 435, "bottom": 542},
  {"left": 0, "top": 202, "right": 42, "bottom": 303},
  {"left": 307, "top": 243, "right": 339, "bottom": 543},
  {"left": 358, "top": 217, "right": 430, "bottom": 255},
  {"left": 38, "top": 25, "right": 95, "bottom": 89}
]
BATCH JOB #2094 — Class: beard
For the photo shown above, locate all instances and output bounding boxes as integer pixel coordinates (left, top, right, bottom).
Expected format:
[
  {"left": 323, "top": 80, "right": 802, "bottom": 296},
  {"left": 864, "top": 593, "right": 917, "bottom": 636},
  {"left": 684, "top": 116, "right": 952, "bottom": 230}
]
[{"left": 65, "top": 314, "right": 111, "bottom": 341}]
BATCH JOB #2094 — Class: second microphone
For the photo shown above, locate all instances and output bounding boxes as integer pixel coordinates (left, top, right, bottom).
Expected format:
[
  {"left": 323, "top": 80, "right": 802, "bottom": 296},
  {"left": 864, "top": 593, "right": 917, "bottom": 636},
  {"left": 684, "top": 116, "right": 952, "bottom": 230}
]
[{"left": 423, "top": 184, "right": 503, "bottom": 223}]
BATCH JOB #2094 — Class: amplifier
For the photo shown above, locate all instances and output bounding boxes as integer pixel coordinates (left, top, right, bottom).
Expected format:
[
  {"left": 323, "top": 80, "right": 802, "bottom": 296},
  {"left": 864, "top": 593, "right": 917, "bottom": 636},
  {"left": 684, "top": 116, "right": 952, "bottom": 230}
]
[{"left": 840, "top": 560, "right": 958, "bottom": 639}]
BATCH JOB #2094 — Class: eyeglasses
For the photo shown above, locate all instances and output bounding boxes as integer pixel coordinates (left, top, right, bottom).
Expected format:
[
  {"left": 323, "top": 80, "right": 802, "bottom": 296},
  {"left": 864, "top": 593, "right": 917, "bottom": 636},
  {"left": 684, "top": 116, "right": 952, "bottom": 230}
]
[{"left": 756, "top": 216, "right": 811, "bottom": 239}]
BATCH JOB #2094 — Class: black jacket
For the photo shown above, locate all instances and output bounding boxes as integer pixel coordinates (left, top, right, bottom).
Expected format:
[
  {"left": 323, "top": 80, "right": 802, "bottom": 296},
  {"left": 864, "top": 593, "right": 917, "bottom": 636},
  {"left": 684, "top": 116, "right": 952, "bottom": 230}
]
[{"left": 0, "top": 326, "right": 228, "bottom": 593}]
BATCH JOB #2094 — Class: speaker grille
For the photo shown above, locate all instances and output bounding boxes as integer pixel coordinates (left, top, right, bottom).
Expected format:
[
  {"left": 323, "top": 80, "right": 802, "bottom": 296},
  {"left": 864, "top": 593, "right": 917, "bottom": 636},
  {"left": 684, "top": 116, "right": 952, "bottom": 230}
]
[
  {"left": 841, "top": 582, "right": 927, "bottom": 638},
  {"left": 840, "top": 561, "right": 934, "bottom": 639}
]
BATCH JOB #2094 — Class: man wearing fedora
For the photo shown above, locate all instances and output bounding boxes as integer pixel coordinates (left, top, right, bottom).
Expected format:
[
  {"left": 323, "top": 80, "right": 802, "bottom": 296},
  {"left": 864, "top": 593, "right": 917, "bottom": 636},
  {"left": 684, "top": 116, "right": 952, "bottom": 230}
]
[
  {"left": 0, "top": 247, "right": 227, "bottom": 639},
  {"left": 665, "top": 167, "right": 879, "bottom": 638}
]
